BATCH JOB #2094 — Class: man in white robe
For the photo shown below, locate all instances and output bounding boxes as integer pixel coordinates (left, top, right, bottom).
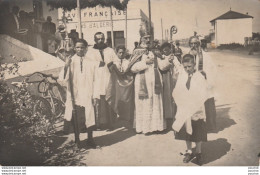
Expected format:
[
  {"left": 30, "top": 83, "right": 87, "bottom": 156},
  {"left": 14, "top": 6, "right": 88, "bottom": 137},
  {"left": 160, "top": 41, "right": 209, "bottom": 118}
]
[
  {"left": 131, "top": 35, "right": 166, "bottom": 134},
  {"left": 87, "top": 32, "right": 121, "bottom": 130},
  {"left": 59, "top": 39, "right": 100, "bottom": 148},
  {"left": 189, "top": 36, "right": 217, "bottom": 131}
]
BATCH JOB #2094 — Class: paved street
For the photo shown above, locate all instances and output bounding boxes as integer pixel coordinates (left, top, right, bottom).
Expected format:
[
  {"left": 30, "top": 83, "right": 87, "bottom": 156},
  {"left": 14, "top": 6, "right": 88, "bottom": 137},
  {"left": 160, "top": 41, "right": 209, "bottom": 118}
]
[{"left": 60, "top": 49, "right": 260, "bottom": 166}]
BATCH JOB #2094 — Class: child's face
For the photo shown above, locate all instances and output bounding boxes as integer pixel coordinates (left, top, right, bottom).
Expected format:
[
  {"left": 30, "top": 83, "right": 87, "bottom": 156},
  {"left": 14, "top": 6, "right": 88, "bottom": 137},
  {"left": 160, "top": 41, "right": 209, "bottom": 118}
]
[
  {"left": 117, "top": 49, "right": 125, "bottom": 59},
  {"left": 183, "top": 60, "right": 195, "bottom": 74},
  {"left": 75, "top": 42, "right": 87, "bottom": 57}
]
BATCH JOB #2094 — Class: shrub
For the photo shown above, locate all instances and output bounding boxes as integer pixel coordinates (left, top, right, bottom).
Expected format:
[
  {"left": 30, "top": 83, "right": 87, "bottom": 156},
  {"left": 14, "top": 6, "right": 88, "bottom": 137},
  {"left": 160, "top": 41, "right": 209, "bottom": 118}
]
[
  {"left": 0, "top": 57, "right": 86, "bottom": 166},
  {"left": 0, "top": 61, "right": 57, "bottom": 164}
]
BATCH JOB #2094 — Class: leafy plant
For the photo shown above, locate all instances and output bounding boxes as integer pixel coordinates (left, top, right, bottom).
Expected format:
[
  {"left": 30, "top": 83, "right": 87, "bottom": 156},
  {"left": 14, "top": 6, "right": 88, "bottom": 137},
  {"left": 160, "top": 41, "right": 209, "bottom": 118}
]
[{"left": 0, "top": 61, "right": 59, "bottom": 164}]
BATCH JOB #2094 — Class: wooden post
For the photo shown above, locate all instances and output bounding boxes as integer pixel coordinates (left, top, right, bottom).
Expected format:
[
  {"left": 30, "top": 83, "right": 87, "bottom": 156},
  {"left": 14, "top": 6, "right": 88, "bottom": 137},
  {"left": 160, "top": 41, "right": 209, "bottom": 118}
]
[
  {"left": 77, "top": 0, "right": 82, "bottom": 39},
  {"left": 148, "top": 0, "right": 152, "bottom": 37},
  {"left": 161, "top": 18, "right": 163, "bottom": 42},
  {"left": 110, "top": 6, "right": 114, "bottom": 48}
]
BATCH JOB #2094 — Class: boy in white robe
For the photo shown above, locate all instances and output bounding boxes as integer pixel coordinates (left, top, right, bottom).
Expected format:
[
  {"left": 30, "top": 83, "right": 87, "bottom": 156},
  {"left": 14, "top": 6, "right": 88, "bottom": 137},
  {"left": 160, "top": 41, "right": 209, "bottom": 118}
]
[
  {"left": 172, "top": 54, "right": 208, "bottom": 165},
  {"left": 59, "top": 39, "right": 100, "bottom": 148}
]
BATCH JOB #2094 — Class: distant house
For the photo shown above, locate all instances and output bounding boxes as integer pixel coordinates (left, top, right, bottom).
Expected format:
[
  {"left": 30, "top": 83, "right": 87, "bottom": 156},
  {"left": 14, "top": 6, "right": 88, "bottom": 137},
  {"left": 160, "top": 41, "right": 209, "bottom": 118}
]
[{"left": 210, "top": 10, "right": 253, "bottom": 47}]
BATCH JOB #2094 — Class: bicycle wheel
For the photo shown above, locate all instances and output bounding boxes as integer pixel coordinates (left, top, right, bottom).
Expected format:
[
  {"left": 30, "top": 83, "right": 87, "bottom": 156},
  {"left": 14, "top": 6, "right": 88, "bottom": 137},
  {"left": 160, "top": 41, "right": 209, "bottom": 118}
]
[
  {"left": 31, "top": 95, "right": 52, "bottom": 119},
  {"left": 45, "top": 97, "right": 65, "bottom": 119},
  {"left": 51, "top": 84, "right": 66, "bottom": 103}
]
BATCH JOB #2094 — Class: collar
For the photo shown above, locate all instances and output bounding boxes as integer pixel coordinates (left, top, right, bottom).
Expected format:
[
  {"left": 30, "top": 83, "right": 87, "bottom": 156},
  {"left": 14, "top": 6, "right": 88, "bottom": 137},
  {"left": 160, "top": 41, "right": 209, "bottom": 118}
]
[{"left": 75, "top": 54, "right": 86, "bottom": 58}]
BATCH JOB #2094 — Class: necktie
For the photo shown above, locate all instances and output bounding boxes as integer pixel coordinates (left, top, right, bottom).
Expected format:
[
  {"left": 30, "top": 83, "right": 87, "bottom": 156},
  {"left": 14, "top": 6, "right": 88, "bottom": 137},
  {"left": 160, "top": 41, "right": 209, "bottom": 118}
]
[{"left": 186, "top": 74, "right": 192, "bottom": 90}]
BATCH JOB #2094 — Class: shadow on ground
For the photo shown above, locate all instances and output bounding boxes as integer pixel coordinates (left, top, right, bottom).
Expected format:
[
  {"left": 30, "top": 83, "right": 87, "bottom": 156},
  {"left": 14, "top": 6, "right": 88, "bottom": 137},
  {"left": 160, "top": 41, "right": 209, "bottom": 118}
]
[
  {"left": 209, "top": 104, "right": 236, "bottom": 133},
  {"left": 191, "top": 138, "right": 231, "bottom": 165},
  {"left": 81, "top": 127, "right": 136, "bottom": 148}
]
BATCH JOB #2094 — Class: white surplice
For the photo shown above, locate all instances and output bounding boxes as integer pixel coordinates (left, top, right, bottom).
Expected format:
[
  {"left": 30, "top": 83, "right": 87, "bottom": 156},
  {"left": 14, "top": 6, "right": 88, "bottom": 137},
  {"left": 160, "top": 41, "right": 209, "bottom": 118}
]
[
  {"left": 58, "top": 54, "right": 99, "bottom": 128},
  {"left": 131, "top": 51, "right": 166, "bottom": 133},
  {"left": 172, "top": 67, "right": 208, "bottom": 134}
]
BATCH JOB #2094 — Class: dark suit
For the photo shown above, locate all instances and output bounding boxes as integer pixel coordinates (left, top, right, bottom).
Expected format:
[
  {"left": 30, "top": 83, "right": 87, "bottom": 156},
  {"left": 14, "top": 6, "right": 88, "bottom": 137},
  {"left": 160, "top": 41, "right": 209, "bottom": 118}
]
[
  {"left": 3, "top": 13, "right": 19, "bottom": 36},
  {"left": 42, "top": 21, "right": 56, "bottom": 52}
]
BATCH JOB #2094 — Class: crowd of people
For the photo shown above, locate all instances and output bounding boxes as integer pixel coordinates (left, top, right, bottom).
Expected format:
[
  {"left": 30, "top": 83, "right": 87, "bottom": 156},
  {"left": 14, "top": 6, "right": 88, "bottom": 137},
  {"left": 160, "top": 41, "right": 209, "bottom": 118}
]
[
  {"left": 58, "top": 31, "right": 217, "bottom": 166},
  {"left": 0, "top": 4, "right": 216, "bottom": 165}
]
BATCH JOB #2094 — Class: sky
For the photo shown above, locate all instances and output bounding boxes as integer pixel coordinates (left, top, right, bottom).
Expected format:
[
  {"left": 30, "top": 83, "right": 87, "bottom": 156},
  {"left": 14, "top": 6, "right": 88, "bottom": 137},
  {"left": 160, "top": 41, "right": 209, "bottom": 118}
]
[{"left": 127, "top": 0, "right": 260, "bottom": 40}]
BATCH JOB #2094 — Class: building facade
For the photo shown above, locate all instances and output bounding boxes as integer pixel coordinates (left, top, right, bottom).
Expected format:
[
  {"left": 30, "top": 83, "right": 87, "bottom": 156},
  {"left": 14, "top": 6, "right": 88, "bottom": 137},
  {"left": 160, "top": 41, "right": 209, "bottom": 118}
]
[
  {"left": 210, "top": 10, "right": 253, "bottom": 47},
  {"left": 1, "top": 0, "right": 153, "bottom": 52},
  {"left": 60, "top": 6, "right": 154, "bottom": 52}
]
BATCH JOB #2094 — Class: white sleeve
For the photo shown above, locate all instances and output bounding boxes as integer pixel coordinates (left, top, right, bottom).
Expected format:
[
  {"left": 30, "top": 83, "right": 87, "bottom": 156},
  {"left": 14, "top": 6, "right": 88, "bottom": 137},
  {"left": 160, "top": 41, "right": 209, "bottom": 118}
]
[
  {"left": 158, "top": 56, "right": 172, "bottom": 71},
  {"left": 86, "top": 48, "right": 98, "bottom": 61},
  {"left": 173, "top": 57, "right": 182, "bottom": 73},
  {"left": 131, "top": 60, "right": 148, "bottom": 73}
]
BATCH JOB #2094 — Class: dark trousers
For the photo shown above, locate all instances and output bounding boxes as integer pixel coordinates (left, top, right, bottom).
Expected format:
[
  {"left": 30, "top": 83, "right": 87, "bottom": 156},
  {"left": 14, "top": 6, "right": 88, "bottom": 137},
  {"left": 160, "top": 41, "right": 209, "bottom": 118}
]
[
  {"left": 64, "top": 105, "right": 94, "bottom": 139},
  {"left": 96, "top": 95, "right": 116, "bottom": 129},
  {"left": 205, "top": 97, "right": 217, "bottom": 131}
]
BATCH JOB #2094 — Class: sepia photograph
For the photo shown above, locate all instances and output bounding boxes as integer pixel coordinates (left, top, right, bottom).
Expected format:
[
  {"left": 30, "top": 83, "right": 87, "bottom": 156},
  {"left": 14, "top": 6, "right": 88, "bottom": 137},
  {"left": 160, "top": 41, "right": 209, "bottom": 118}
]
[{"left": 0, "top": 0, "right": 259, "bottom": 171}]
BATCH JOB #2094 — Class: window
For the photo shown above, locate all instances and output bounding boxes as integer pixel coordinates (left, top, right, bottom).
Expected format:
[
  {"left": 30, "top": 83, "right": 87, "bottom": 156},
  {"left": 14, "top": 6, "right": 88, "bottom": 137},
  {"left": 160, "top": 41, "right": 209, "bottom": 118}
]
[
  {"left": 33, "top": 0, "right": 43, "bottom": 20},
  {"left": 107, "top": 31, "right": 125, "bottom": 48}
]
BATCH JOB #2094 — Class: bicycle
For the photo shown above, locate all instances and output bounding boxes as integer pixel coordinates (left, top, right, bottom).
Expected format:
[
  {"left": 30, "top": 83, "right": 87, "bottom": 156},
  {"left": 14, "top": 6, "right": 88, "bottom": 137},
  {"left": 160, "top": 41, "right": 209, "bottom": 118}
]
[
  {"left": 26, "top": 72, "right": 66, "bottom": 119},
  {"left": 11, "top": 81, "right": 53, "bottom": 120},
  {"left": 12, "top": 72, "right": 66, "bottom": 121}
]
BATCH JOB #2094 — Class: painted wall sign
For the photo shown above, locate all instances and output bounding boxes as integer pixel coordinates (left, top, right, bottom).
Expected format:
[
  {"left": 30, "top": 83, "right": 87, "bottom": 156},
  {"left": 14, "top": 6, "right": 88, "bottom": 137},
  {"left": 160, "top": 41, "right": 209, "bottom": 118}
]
[{"left": 59, "top": 7, "right": 126, "bottom": 22}]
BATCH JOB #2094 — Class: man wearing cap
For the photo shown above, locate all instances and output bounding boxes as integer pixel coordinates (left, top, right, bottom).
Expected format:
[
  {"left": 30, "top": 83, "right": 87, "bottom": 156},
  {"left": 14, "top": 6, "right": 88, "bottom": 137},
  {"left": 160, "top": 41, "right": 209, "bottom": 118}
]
[
  {"left": 88, "top": 32, "right": 120, "bottom": 130},
  {"left": 55, "top": 26, "right": 74, "bottom": 61}
]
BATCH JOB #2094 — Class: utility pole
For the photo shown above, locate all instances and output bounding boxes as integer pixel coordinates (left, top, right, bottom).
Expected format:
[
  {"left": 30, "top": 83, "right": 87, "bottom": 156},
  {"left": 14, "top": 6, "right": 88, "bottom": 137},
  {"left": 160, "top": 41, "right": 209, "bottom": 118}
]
[
  {"left": 161, "top": 18, "right": 163, "bottom": 42},
  {"left": 77, "top": 0, "right": 82, "bottom": 38}
]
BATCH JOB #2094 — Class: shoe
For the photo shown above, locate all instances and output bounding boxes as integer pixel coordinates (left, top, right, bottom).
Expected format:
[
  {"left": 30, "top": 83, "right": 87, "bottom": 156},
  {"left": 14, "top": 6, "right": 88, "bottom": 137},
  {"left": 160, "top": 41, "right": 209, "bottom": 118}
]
[
  {"left": 86, "top": 139, "right": 99, "bottom": 149},
  {"left": 183, "top": 152, "right": 194, "bottom": 163},
  {"left": 196, "top": 153, "right": 203, "bottom": 166}
]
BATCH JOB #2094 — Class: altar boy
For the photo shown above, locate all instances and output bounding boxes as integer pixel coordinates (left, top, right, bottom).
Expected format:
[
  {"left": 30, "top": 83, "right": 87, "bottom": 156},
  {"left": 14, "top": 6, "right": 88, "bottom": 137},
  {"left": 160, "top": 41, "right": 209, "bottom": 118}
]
[
  {"left": 59, "top": 39, "right": 100, "bottom": 148},
  {"left": 172, "top": 54, "right": 209, "bottom": 165}
]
